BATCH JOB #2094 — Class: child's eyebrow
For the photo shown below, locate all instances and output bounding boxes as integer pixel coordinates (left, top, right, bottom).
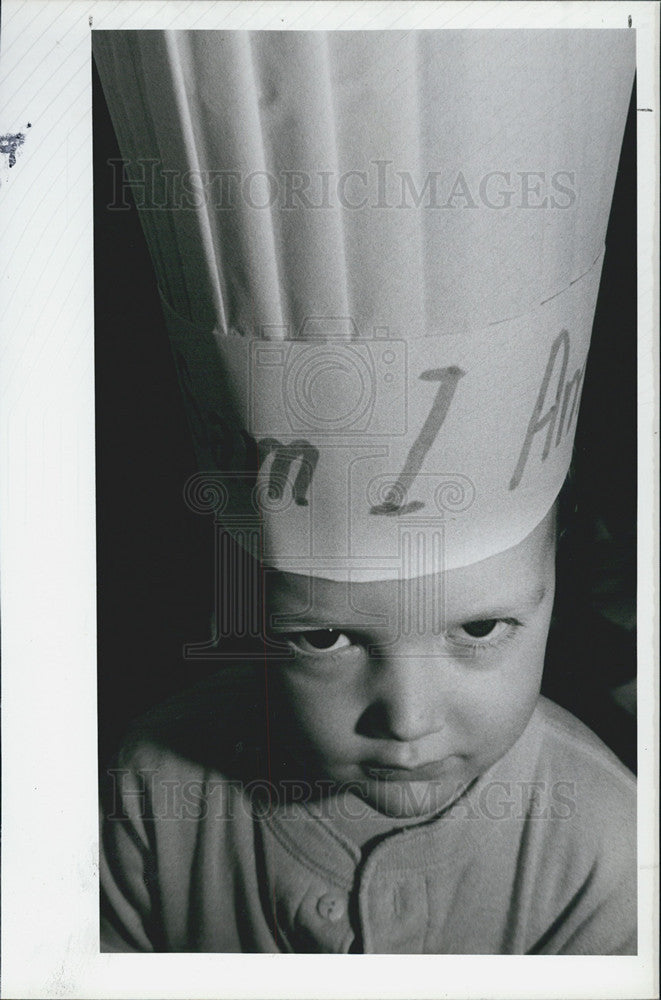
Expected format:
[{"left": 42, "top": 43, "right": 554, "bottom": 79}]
[
  {"left": 266, "top": 619, "right": 362, "bottom": 634},
  {"left": 265, "top": 586, "right": 548, "bottom": 634},
  {"left": 450, "top": 584, "right": 548, "bottom": 624}
]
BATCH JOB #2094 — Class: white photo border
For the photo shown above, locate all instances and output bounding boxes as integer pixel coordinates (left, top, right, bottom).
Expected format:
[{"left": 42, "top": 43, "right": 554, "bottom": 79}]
[{"left": 1, "top": 2, "right": 658, "bottom": 998}]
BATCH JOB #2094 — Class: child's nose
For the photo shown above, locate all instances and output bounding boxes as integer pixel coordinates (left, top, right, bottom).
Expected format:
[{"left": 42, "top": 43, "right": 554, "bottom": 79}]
[{"left": 359, "top": 649, "right": 446, "bottom": 743}]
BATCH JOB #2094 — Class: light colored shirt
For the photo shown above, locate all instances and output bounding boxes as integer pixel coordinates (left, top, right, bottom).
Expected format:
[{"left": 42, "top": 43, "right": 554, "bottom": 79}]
[{"left": 101, "top": 668, "right": 636, "bottom": 954}]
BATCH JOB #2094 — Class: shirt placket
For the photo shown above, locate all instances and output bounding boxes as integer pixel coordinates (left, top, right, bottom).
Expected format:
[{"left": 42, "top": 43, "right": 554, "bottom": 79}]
[
  {"left": 357, "top": 821, "right": 479, "bottom": 953},
  {"left": 259, "top": 804, "right": 359, "bottom": 953}
]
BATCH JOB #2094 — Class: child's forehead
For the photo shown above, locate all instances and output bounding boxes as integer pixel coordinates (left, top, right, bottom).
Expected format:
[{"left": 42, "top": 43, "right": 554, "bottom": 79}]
[{"left": 265, "top": 509, "right": 555, "bottom": 628}]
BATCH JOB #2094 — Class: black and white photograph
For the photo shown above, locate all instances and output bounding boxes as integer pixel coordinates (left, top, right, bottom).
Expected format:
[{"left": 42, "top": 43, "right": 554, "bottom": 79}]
[{"left": 1, "top": 2, "right": 658, "bottom": 997}]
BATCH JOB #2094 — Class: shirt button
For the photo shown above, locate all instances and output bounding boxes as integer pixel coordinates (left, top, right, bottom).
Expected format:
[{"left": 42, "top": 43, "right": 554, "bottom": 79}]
[{"left": 316, "top": 893, "right": 345, "bottom": 922}]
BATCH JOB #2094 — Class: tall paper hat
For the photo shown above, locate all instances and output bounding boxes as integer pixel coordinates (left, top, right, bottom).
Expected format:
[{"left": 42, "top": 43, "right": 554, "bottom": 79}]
[{"left": 94, "top": 30, "right": 635, "bottom": 581}]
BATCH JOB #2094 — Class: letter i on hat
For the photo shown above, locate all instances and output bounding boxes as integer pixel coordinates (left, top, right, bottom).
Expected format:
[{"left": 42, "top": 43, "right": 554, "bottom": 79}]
[{"left": 94, "top": 30, "right": 635, "bottom": 583}]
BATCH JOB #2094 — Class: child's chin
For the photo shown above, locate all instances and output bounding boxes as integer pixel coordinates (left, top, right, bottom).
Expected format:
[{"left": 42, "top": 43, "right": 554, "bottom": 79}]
[{"left": 360, "top": 776, "right": 468, "bottom": 820}]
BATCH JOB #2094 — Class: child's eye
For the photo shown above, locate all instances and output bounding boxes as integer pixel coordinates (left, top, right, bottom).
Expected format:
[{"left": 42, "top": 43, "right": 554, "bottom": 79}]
[
  {"left": 461, "top": 619, "right": 500, "bottom": 638},
  {"left": 448, "top": 618, "right": 519, "bottom": 649},
  {"left": 286, "top": 629, "right": 353, "bottom": 654}
]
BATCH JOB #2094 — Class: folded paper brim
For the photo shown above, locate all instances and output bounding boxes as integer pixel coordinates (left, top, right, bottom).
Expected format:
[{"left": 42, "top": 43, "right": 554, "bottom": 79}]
[{"left": 165, "top": 252, "right": 602, "bottom": 581}]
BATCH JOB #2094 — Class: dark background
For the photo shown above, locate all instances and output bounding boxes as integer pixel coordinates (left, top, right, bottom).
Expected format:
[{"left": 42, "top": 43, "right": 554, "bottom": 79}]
[{"left": 94, "top": 61, "right": 637, "bottom": 773}]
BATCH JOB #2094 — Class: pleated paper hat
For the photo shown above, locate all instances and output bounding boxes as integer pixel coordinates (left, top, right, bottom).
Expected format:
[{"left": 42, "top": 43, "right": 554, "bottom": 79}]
[{"left": 94, "top": 30, "right": 634, "bottom": 581}]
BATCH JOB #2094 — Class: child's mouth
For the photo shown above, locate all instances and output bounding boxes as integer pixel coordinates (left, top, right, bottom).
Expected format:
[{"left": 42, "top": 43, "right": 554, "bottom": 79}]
[{"left": 362, "top": 757, "right": 460, "bottom": 782}]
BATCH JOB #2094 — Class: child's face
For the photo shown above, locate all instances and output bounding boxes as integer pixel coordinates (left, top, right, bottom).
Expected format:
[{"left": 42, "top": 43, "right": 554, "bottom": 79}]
[{"left": 265, "top": 509, "right": 556, "bottom": 819}]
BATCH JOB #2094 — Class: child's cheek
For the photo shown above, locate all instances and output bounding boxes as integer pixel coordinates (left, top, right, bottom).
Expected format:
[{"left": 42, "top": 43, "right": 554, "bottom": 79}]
[
  {"left": 461, "top": 646, "right": 546, "bottom": 770},
  {"left": 272, "top": 655, "right": 364, "bottom": 764}
]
